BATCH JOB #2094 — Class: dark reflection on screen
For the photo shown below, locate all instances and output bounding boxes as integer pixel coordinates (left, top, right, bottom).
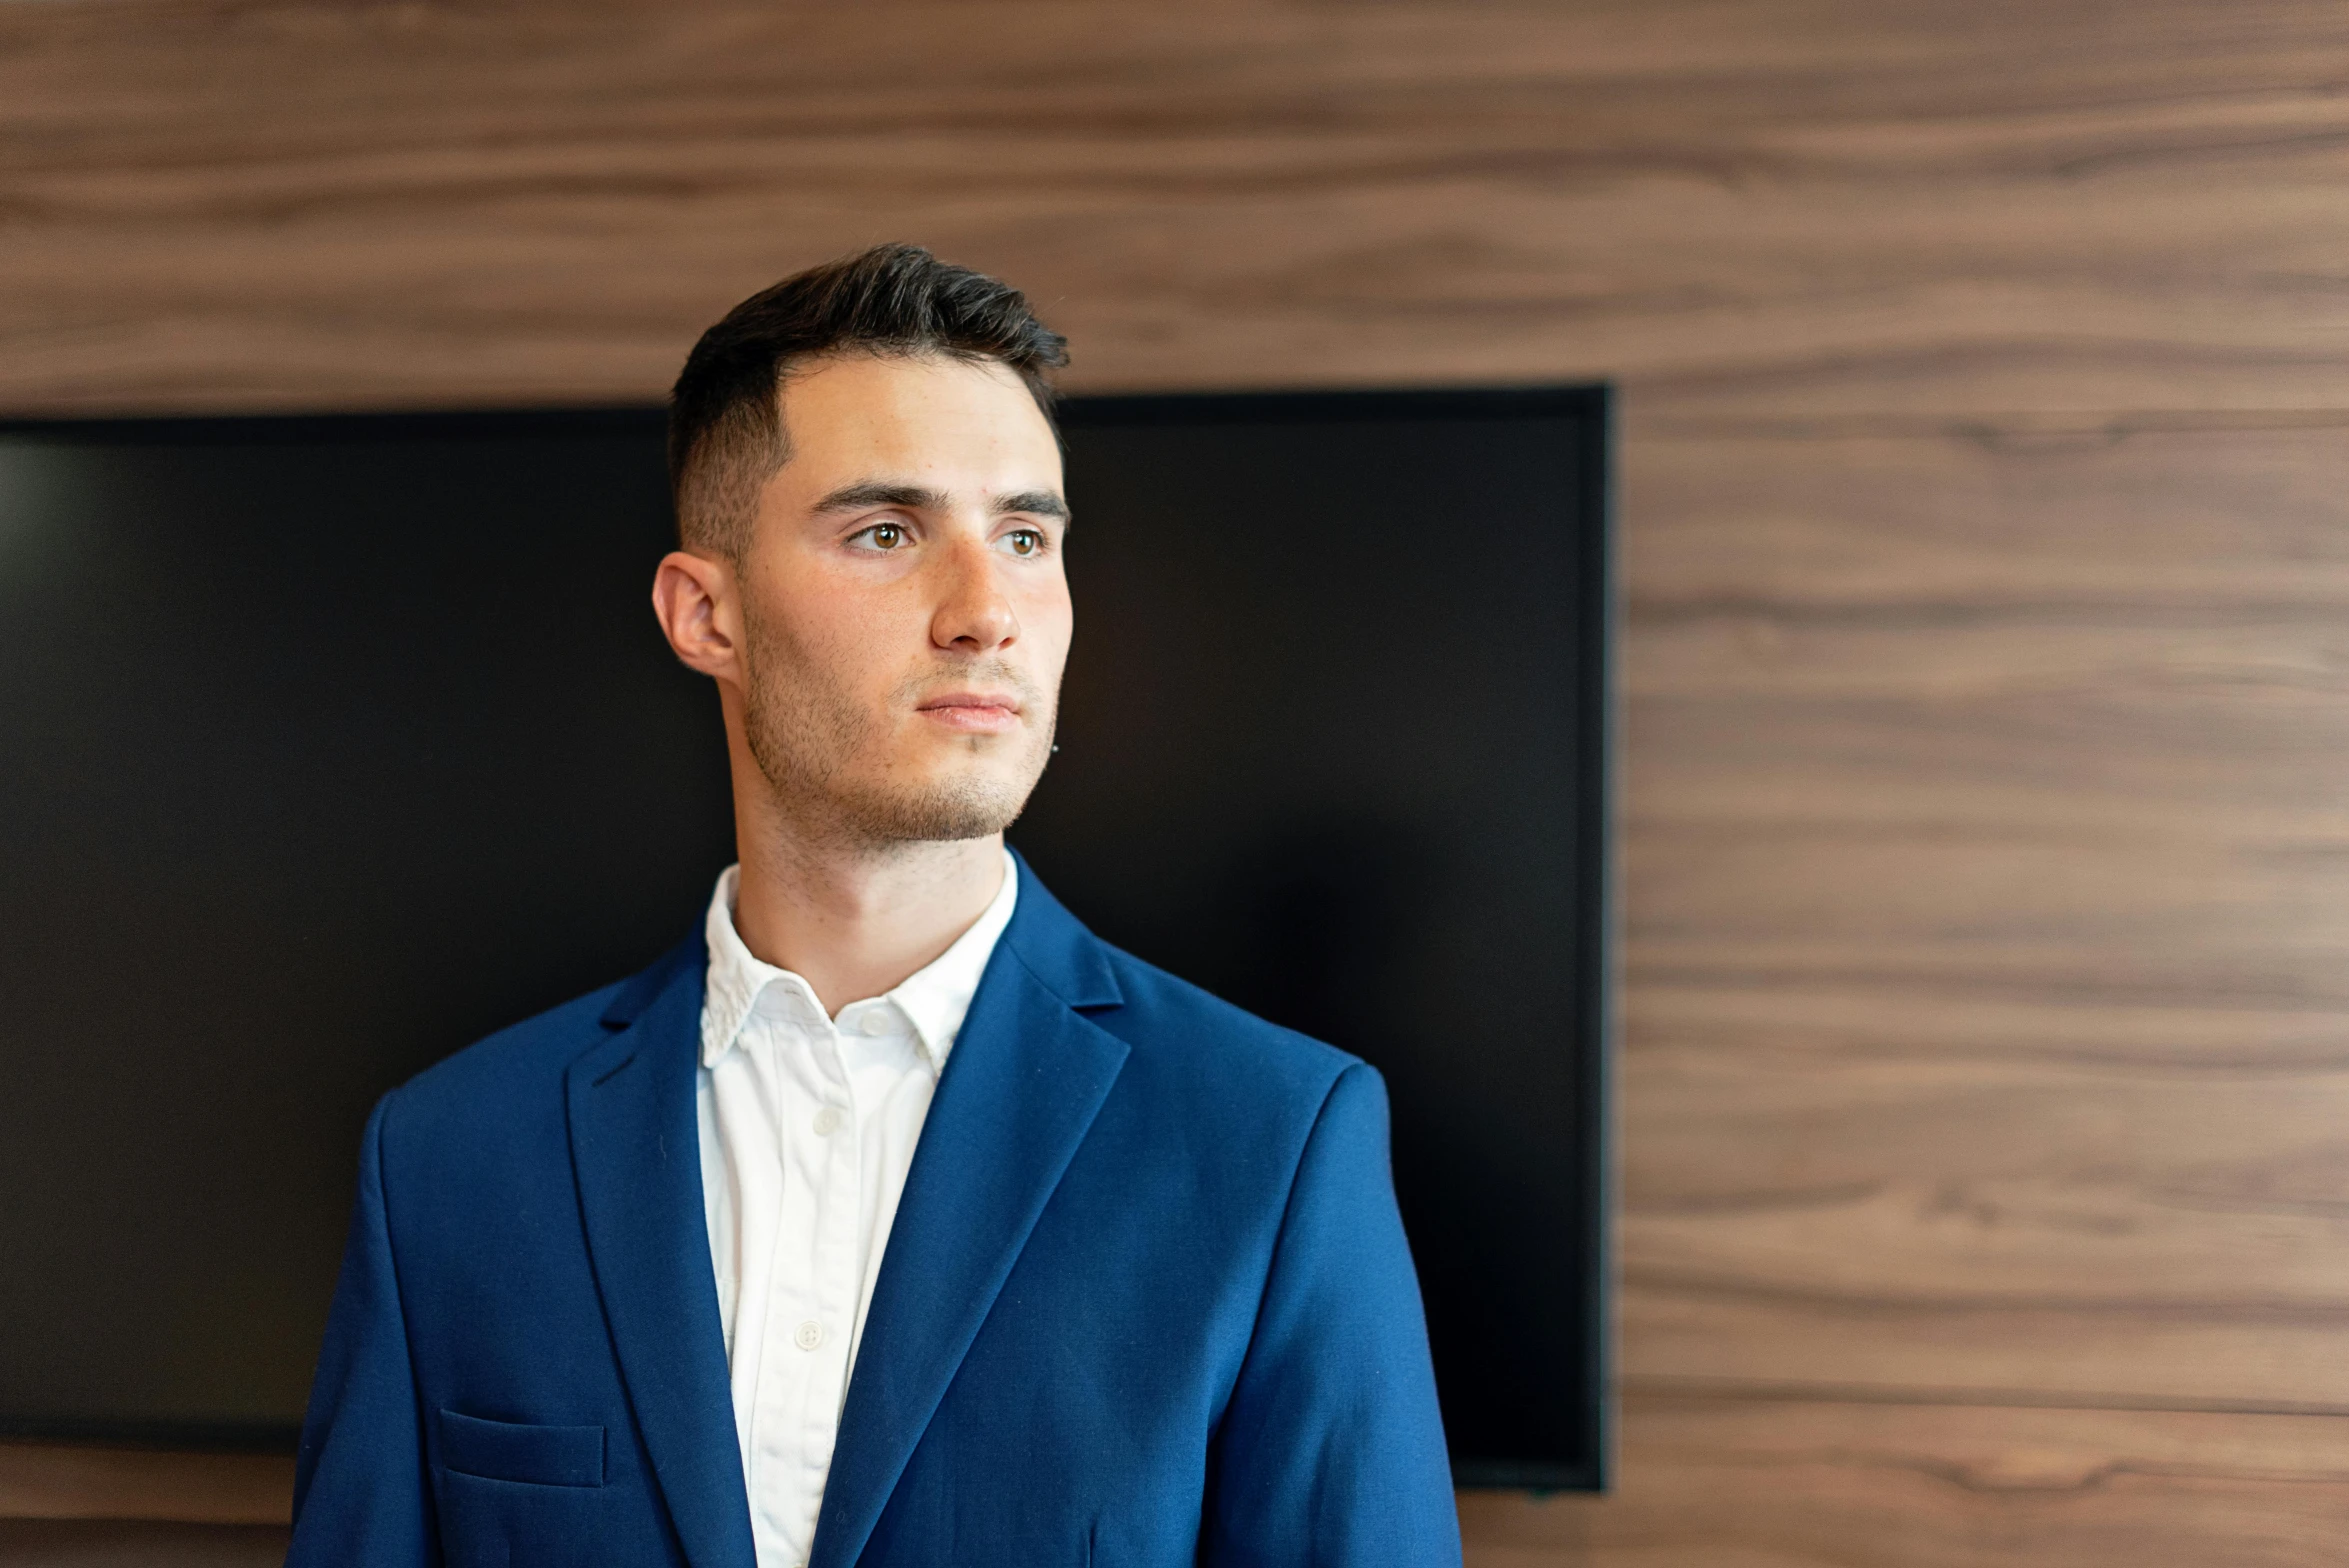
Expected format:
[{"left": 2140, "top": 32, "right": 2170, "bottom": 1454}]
[
  {"left": 0, "top": 413, "right": 735, "bottom": 1441},
  {"left": 0, "top": 392, "right": 1608, "bottom": 1485},
  {"left": 1015, "top": 396, "right": 1607, "bottom": 1485}
]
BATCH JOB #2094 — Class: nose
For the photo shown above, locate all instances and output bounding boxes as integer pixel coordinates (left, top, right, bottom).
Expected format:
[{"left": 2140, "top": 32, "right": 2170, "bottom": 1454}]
[{"left": 929, "top": 533, "right": 1017, "bottom": 655}]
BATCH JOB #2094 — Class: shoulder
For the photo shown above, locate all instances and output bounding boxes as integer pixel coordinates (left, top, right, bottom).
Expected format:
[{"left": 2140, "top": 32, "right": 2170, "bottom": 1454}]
[
  {"left": 1029, "top": 936, "right": 1398, "bottom": 1253},
  {"left": 373, "top": 940, "right": 689, "bottom": 1159},
  {"left": 1001, "top": 861, "right": 1371, "bottom": 1122},
  {"left": 393, "top": 983, "right": 619, "bottom": 1106},
  {"left": 1077, "top": 940, "right": 1371, "bottom": 1118}
]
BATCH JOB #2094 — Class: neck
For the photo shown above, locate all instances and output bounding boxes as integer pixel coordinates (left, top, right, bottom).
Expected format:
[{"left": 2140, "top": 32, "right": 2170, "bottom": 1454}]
[{"left": 724, "top": 750, "right": 1007, "bottom": 1018}]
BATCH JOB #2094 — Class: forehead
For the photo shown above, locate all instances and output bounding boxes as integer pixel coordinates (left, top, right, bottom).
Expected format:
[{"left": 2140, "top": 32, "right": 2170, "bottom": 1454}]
[{"left": 771, "top": 353, "right": 1062, "bottom": 493}]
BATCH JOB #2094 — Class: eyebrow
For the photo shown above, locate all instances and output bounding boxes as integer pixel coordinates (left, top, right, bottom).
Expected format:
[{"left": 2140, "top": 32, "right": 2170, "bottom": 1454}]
[
  {"left": 809, "top": 480, "right": 1071, "bottom": 525},
  {"left": 994, "top": 490, "right": 1071, "bottom": 524},
  {"left": 811, "top": 481, "right": 947, "bottom": 515}
]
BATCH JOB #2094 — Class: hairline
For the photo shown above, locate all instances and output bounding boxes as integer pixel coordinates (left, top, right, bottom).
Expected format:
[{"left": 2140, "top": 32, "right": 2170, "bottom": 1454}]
[{"left": 680, "top": 345, "right": 1062, "bottom": 560}]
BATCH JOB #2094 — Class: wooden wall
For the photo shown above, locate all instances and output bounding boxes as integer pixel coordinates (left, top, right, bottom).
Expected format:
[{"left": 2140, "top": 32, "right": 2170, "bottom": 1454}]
[{"left": 10, "top": 0, "right": 2349, "bottom": 1560}]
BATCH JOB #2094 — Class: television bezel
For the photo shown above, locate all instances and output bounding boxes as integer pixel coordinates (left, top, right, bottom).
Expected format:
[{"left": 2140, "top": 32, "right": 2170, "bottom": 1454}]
[{"left": 0, "top": 386, "right": 1615, "bottom": 1492}]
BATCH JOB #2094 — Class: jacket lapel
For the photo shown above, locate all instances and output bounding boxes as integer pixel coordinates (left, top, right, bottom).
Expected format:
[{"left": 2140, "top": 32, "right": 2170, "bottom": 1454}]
[
  {"left": 810, "top": 864, "right": 1129, "bottom": 1568},
  {"left": 567, "top": 935, "right": 757, "bottom": 1568}
]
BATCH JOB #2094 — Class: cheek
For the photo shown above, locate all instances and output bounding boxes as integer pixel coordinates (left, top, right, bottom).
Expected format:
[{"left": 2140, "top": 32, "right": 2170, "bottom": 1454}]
[
  {"left": 754, "top": 566, "right": 905, "bottom": 680},
  {"left": 1022, "top": 577, "right": 1076, "bottom": 668}
]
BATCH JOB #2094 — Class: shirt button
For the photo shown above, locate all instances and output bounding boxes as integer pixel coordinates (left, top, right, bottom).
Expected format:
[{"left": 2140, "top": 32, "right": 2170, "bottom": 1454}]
[
  {"left": 794, "top": 1320, "right": 825, "bottom": 1352},
  {"left": 813, "top": 1106, "right": 843, "bottom": 1137}
]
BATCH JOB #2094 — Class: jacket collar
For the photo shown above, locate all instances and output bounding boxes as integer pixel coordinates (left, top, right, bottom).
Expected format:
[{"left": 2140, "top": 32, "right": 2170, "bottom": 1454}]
[
  {"left": 583, "top": 850, "right": 1127, "bottom": 1568},
  {"left": 811, "top": 852, "right": 1130, "bottom": 1567},
  {"left": 597, "top": 848, "right": 1119, "bottom": 1034},
  {"left": 570, "top": 924, "right": 757, "bottom": 1568},
  {"left": 993, "top": 846, "right": 1122, "bottom": 1010}
]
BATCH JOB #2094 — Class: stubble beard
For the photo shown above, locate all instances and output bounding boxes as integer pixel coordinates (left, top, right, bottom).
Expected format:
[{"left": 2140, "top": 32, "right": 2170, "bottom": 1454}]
[{"left": 738, "top": 606, "right": 1056, "bottom": 854}]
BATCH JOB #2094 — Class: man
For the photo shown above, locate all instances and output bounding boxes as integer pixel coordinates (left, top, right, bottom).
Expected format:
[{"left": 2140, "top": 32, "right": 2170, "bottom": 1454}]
[{"left": 288, "top": 244, "right": 1460, "bottom": 1568}]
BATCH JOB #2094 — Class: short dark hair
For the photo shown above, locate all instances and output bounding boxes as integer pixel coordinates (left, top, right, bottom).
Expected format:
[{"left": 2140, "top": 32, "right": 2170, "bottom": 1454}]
[{"left": 667, "top": 244, "right": 1069, "bottom": 557}]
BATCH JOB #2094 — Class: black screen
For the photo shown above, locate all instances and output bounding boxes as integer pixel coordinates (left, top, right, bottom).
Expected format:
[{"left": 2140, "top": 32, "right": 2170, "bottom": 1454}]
[{"left": 0, "top": 390, "right": 1610, "bottom": 1487}]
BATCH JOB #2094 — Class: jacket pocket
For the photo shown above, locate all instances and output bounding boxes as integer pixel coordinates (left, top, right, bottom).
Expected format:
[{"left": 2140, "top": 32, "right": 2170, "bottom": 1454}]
[{"left": 438, "top": 1408, "right": 606, "bottom": 1487}]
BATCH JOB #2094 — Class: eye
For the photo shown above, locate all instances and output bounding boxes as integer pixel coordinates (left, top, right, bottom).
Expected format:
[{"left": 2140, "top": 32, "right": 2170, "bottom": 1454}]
[
  {"left": 1002, "top": 529, "right": 1042, "bottom": 557},
  {"left": 854, "top": 521, "right": 908, "bottom": 551}
]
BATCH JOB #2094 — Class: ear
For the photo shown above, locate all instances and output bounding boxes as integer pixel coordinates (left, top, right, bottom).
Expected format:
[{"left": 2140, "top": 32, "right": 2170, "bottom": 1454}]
[{"left": 651, "top": 549, "right": 743, "bottom": 684}]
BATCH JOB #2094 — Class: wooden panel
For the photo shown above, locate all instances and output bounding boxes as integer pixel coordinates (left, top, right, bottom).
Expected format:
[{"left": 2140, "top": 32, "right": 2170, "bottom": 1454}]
[
  {"left": 23, "top": 1396, "right": 2345, "bottom": 1568},
  {"left": 11, "top": 0, "right": 2349, "bottom": 1557},
  {"left": 7, "top": 0, "right": 2349, "bottom": 414},
  {"left": 11, "top": 1400, "right": 2349, "bottom": 1568},
  {"left": 0, "top": 1519, "right": 288, "bottom": 1567},
  {"left": 1621, "top": 421, "right": 2349, "bottom": 1404},
  {"left": 1462, "top": 1389, "right": 2349, "bottom": 1566},
  {"left": 0, "top": 1444, "right": 288, "bottom": 1526}
]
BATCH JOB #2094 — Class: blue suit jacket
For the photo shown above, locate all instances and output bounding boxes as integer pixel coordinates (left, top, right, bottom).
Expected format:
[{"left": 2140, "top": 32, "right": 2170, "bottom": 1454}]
[{"left": 288, "top": 858, "right": 1461, "bottom": 1567}]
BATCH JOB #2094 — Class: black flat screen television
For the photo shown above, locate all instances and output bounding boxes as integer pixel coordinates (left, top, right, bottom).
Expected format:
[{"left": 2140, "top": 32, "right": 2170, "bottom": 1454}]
[{"left": 0, "top": 388, "right": 1612, "bottom": 1489}]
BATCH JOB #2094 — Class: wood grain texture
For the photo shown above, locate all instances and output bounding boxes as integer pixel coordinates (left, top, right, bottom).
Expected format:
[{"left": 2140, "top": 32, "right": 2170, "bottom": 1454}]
[
  {"left": 9, "top": 0, "right": 2349, "bottom": 1561},
  {"left": 1463, "top": 1390, "right": 2349, "bottom": 1567},
  {"left": 8, "top": 0, "right": 2349, "bottom": 414},
  {"left": 0, "top": 1519, "right": 288, "bottom": 1567},
  {"left": 1622, "top": 423, "right": 2349, "bottom": 1412},
  {"left": 0, "top": 1444, "right": 287, "bottom": 1525}
]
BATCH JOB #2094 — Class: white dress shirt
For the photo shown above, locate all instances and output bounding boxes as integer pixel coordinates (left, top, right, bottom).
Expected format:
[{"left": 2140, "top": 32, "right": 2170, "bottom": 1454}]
[{"left": 695, "top": 851, "right": 1019, "bottom": 1568}]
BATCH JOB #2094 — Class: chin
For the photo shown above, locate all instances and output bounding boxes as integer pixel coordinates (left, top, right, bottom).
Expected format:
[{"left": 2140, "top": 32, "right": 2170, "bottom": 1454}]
[{"left": 840, "top": 766, "right": 1036, "bottom": 844}]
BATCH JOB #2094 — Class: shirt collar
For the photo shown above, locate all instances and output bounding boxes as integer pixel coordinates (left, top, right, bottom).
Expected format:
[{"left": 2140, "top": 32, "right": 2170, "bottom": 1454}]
[{"left": 700, "top": 848, "right": 1020, "bottom": 1074}]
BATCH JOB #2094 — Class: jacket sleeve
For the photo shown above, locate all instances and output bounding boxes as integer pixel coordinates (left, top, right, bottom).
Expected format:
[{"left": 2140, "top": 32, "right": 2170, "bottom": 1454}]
[
  {"left": 1203, "top": 1062, "right": 1463, "bottom": 1567},
  {"left": 287, "top": 1093, "right": 441, "bottom": 1567}
]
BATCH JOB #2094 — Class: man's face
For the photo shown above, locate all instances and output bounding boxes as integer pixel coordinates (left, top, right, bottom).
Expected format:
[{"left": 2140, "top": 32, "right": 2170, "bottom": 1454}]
[{"left": 730, "top": 352, "right": 1072, "bottom": 848}]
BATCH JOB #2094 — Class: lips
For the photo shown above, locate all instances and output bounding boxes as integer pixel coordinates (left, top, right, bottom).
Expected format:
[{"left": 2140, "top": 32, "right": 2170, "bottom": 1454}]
[{"left": 916, "top": 691, "right": 1024, "bottom": 733}]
